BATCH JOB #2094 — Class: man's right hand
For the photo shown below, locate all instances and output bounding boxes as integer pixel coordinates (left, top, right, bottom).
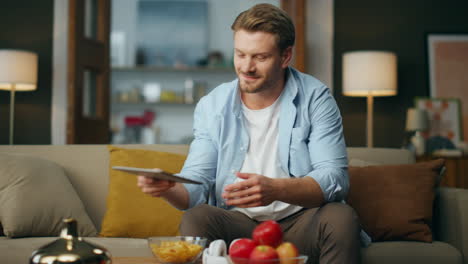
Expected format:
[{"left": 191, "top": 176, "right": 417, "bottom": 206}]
[{"left": 137, "top": 176, "right": 176, "bottom": 197}]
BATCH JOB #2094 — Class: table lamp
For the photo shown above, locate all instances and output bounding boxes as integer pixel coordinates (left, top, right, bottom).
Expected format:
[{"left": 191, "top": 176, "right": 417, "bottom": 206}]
[
  {"left": 342, "top": 51, "right": 397, "bottom": 148},
  {"left": 0, "top": 50, "right": 38, "bottom": 145},
  {"left": 406, "top": 108, "right": 429, "bottom": 156}
]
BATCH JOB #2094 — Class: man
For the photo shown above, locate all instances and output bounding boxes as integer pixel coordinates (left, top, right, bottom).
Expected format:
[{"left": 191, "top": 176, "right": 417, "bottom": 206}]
[{"left": 138, "top": 4, "right": 363, "bottom": 263}]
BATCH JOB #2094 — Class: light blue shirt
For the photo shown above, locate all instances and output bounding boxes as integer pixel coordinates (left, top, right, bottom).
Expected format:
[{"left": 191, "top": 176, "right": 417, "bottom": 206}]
[
  {"left": 179, "top": 67, "right": 371, "bottom": 246},
  {"left": 180, "top": 67, "right": 348, "bottom": 210}
]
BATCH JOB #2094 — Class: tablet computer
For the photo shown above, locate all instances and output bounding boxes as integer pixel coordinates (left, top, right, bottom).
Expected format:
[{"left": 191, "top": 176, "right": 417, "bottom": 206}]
[{"left": 112, "top": 166, "right": 202, "bottom": 185}]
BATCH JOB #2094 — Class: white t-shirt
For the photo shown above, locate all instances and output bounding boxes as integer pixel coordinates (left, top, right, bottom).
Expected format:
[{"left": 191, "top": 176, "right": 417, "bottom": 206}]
[{"left": 232, "top": 97, "right": 303, "bottom": 221}]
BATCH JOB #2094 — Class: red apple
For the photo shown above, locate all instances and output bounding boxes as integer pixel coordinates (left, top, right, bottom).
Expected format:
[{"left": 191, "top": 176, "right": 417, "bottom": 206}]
[
  {"left": 252, "top": 220, "right": 283, "bottom": 247},
  {"left": 276, "top": 242, "right": 299, "bottom": 264},
  {"left": 229, "top": 238, "right": 258, "bottom": 264},
  {"left": 250, "top": 245, "right": 279, "bottom": 264}
]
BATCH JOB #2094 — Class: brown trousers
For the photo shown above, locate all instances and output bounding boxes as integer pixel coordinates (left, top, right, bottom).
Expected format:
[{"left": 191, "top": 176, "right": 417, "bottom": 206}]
[{"left": 180, "top": 202, "right": 361, "bottom": 264}]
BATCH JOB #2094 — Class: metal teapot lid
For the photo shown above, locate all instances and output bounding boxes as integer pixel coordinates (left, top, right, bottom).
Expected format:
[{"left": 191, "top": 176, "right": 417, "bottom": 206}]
[{"left": 30, "top": 218, "right": 111, "bottom": 264}]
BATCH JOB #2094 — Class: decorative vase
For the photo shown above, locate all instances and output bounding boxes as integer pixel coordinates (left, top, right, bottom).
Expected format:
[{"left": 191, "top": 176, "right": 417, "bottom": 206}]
[
  {"left": 30, "top": 218, "right": 111, "bottom": 264},
  {"left": 411, "top": 131, "right": 426, "bottom": 156}
]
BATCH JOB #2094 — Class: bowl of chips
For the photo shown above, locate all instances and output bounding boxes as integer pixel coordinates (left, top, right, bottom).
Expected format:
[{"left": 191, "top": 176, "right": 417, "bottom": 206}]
[{"left": 148, "top": 236, "right": 208, "bottom": 264}]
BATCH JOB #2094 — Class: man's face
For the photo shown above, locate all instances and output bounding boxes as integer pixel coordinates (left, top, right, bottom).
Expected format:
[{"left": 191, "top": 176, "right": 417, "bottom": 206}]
[{"left": 233, "top": 30, "right": 291, "bottom": 94}]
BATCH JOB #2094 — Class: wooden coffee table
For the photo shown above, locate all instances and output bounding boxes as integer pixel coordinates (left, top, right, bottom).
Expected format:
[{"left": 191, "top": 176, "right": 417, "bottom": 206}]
[{"left": 112, "top": 257, "right": 160, "bottom": 264}]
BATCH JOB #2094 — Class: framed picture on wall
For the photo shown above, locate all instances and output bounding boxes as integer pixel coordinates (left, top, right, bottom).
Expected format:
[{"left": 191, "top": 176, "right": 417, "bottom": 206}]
[
  {"left": 415, "top": 97, "right": 463, "bottom": 148},
  {"left": 427, "top": 33, "right": 468, "bottom": 141}
]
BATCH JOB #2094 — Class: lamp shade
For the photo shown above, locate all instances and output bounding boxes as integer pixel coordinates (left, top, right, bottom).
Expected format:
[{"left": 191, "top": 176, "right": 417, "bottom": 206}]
[
  {"left": 0, "top": 49, "right": 38, "bottom": 91},
  {"left": 342, "top": 51, "right": 397, "bottom": 97},
  {"left": 406, "top": 108, "right": 429, "bottom": 131}
]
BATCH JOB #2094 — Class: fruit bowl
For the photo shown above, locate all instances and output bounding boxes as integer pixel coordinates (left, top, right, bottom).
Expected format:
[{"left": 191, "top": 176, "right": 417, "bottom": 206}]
[
  {"left": 148, "top": 236, "right": 208, "bottom": 264},
  {"left": 228, "top": 255, "right": 308, "bottom": 264}
]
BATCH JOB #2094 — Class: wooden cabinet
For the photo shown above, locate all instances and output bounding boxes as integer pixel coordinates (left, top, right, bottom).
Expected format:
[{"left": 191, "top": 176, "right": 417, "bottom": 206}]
[{"left": 417, "top": 156, "right": 468, "bottom": 189}]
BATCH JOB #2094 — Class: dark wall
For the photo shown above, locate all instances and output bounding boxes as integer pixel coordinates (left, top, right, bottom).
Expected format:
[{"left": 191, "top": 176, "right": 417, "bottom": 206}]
[
  {"left": 0, "top": 0, "right": 53, "bottom": 144},
  {"left": 334, "top": 0, "right": 468, "bottom": 147}
]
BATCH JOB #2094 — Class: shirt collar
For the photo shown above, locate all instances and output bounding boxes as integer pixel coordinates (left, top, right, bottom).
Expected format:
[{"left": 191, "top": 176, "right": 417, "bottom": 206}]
[{"left": 282, "top": 67, "right": 298, "bottom": 103}]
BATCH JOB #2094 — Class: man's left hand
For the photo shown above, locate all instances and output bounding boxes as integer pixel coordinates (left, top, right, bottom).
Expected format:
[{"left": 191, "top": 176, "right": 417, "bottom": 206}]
[{"left": 222, "top": 172, "right": 279, "bottom": 208}]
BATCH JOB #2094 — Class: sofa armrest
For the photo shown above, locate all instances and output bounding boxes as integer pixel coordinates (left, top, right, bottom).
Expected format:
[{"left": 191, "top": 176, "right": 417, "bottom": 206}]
[{"left": 433, "top": 187, "right": 468, "bottom": 263}]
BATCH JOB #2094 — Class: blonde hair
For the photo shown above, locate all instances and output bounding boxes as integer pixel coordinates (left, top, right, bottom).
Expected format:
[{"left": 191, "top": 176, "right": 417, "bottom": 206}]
[{"left": 231, "top": 3, "right": 295, "bottom": 52}]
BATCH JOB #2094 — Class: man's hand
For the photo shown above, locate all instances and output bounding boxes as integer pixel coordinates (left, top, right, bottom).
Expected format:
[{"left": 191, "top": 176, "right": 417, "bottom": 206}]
[
  {"left": 222, "top": 172, "right": 279, "bottom": 208},
  {"left": 137, "top": 176, "right": 176, "bottom": 197}
]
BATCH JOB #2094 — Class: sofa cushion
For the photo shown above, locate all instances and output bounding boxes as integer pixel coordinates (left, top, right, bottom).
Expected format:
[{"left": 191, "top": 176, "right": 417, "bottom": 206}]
[
  {"left": 361, "top": 241, "right": 462, "bottom": 264},
  {"left": 0, "top": 154, "right": 97, "bottom": 238},
  {"left": 347, "top": 159, "right": 445, "bottom": 242},
  {"left": 100, "top": 146, "right": 186, "bottom": 238}
]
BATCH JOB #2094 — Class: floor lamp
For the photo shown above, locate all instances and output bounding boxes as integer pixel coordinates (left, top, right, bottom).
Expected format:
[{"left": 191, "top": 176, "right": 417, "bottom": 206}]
[
  {"left": 342, "top": 51, "right": 397, "bottom": 148},
  {"left": 0, "top": 50, "right": 38, "bottom": 145}
]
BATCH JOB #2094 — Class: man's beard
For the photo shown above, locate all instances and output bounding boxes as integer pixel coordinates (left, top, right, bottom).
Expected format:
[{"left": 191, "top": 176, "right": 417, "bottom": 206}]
[
  {"left": 240, "top": 81, "right": 265, "bottom": 94},
  {"left": 238, "top": 72, "right": 269, "bottom": 94}
]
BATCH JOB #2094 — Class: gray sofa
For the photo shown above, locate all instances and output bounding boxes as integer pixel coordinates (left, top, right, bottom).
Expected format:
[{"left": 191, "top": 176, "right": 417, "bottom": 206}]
[{"left": 0, "top": 144, "right": 466, "bottom": 264}]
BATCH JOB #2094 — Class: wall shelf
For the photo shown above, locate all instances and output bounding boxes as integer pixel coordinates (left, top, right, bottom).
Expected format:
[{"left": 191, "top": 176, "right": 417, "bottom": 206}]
[
  {"left": 112, "top": 101, "right": 196, "bottom": 108},
  {"left": 112, "top": 66, "right": 234, "bottom": 73}
]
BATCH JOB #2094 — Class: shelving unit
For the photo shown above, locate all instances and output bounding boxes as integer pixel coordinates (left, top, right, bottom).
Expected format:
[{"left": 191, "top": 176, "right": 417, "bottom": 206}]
[
  {"left": 112, "top": 66, "right": 234, "bottom": 73},
  {"left": 110, "top": 65, "right": 236, "bottom": 144},
  {"left": 108, "top": 0, "right": 273, "bottom": 144},
  {"left": 112, "top": 101, "right": 197, "bottom": 111},
  {"left": 113, "top": 101, "right": 196, "bottom": 106}
]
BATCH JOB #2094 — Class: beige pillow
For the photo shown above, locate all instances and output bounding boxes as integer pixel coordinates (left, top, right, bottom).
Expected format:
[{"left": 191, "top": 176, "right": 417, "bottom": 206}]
[{"left": 0, "top": 154, "right": 97, "bottom": 237}]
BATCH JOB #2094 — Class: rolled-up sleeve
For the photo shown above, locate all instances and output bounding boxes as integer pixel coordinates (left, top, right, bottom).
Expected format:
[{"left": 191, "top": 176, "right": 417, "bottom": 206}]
[
  {"left": 306, "top": 87, "right": 349, "bottom": 202},
  {"left": 179, "top": 98, "right": 218, "bottom": 209}
]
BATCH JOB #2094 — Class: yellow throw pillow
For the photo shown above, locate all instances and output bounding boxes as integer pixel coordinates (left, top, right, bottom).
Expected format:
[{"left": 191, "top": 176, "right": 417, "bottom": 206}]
[{"left": 100, "top": 146, "right": 186, "bottom": 238}]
